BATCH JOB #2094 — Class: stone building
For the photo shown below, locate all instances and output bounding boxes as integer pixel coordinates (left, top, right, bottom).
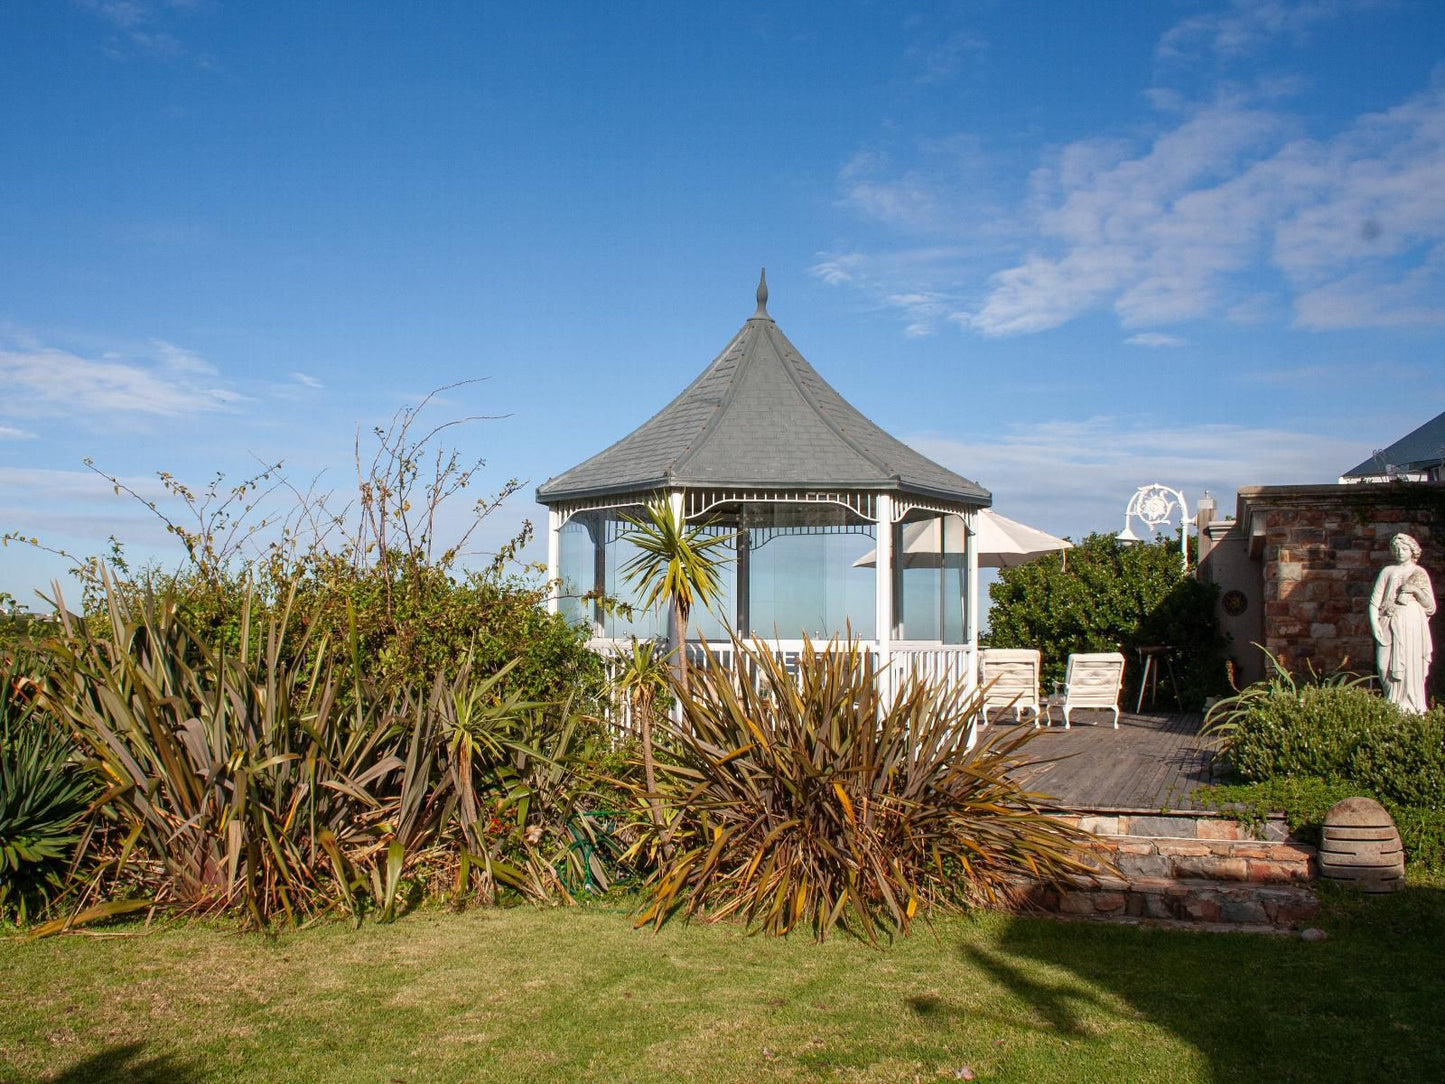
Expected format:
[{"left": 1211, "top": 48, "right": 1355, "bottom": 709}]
[{"left": 1197, "top": 479, "right": 1443, "bottom": 699}]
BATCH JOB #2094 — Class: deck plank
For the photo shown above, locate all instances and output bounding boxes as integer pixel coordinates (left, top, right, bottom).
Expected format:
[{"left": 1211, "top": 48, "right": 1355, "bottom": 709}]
[{"left": 996, "top": 710, "right": 1214, "bottom": 812}]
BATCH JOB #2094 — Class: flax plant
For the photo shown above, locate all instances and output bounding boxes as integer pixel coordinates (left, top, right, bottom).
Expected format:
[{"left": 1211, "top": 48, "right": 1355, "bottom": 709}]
[
  {"left": 632, "top": 634, "right": 1096, "bottom": 942},
  {"left": 37, "top": 573, "right": 396, "bottom": 925},
  {"left": 34, "top": 571, "right": 611, "bottom": 930}
]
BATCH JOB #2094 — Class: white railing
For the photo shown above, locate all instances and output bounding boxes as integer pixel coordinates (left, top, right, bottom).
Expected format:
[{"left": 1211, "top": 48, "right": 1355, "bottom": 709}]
[
  {"left": 889, "top": 641, "right": 976, "bottom": 693},
  {"left": 587, "top": 637, "right": 977, "bottom": 737}
]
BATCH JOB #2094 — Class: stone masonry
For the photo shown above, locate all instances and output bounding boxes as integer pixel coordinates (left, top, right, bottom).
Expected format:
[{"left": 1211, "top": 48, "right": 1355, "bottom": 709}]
[{"left": 1201, "top": 482, "right": 1444, "bottom": 698}]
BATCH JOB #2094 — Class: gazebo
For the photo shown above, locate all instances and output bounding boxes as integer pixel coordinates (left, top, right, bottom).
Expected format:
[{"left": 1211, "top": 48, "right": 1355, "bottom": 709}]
[{"left": 537, "top": 272, "right": 992, "bottom": 695}]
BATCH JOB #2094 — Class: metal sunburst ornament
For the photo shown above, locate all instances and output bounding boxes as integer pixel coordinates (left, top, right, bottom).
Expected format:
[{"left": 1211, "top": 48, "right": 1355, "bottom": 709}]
[{"left": 1117, "top": 483, "right": 1190, "bottom": 573}]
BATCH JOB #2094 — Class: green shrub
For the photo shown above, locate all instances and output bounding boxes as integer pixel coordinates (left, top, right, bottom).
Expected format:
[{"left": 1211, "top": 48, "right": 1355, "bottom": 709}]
[
  {"left": 1349, "top": 709, "right": 1445, "bottom": 810},
  {"left": 37, "top": 393, "right": 608, "bottom": 711},
  {"left": 1215, "top": 683, "right": 1398, "bottom": 782},
  {"left": 985, "top": 533, "right": 1227, "bottom": 709},
  {"left": 1390, "top": 805, "right": 1445, "bottom": 872},
  {"left": 12, "top": 398, "right": 621, "bottom": 928},
  {"left": 630, "top": 635, "right": 1096, "bottom": 941},
  {"left": 103, "top": 556, "right": 606, "bottom": 711},
  {"left": 1206, "top": 663, "right": 1445, "bottom": 810},
  {"left": 1205, "top": 659, "right": 1445, "bottom": 871},
  {"left": 0, "top": 661, "right": 95, "bottom": 921}
]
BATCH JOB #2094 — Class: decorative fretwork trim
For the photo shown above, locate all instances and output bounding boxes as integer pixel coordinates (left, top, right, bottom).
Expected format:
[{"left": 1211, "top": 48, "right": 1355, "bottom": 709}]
[
  {"left": 893, "top": 495, "right": 972, "bottom": 521},
  {"left": 685, "top": 487, "right": 879, "bottom": 521},
  {"left": 555, "top": 492, "right": 660, "bottom": 527},
  {"left": 556, "top": 487, "right": 975, "bottom": 529}
]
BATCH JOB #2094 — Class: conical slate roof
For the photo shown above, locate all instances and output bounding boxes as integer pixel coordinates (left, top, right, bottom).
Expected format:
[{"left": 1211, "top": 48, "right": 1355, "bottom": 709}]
[{"left": 537, "top": 274, "right": 990, "bottom": 507}]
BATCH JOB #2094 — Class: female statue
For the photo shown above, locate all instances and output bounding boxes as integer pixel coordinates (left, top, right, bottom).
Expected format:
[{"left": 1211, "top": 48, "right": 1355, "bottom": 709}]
[{"left": 1368, "top": 533, "right": 1435, "bottom": 714}]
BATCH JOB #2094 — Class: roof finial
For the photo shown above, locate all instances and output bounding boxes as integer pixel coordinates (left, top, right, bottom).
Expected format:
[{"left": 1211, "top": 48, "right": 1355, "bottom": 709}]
[{"left": 754, "top": 267, "right": 769, "bottom": 317}]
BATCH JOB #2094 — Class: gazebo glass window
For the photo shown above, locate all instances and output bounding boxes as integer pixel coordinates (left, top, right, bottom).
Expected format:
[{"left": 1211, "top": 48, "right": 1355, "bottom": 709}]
[
  {"left": 895, "top": 513, "right": 967, "bottom": 644},
  {"left": 673, "top": 521, "right": 737, "bottom": 642},
  {"left": 558, "top": 500, "right": 889, "bottom": 642},
  {"left": 556, "top": 515, "right": 594, "bottom": 629},
  {"left": 559, "top": 503, "right": 966, "bottom": 644},
  {"left": 734, "top": 502, "right": 875, "bottom": 641},
  {"left": 600, "top": 514, "right": 674, "bottom": 640},
  {"left": 556, "top": 508, "right": 731, "bottom": 640}
]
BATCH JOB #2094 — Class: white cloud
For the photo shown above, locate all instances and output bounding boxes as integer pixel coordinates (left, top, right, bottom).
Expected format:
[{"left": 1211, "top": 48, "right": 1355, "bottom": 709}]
[
  {"left": 812, "top": 253, "right": 863, "bottom": 286},
  {"left": 152, "top": 339, "right": 217, "bottom": 375},
  {"left": 1293, "top": 256, "right": 1445, "bottom": 329},
  {"left": 1157, "top": 0, "right": 1374, "bottom": 62},
  {"left": 836, "top": 133, "right": 1015, "bottom": 239},
  {"left": 809, "top": 245, "right": 997, "bottom": 336},
  {"left": 906, "top": 29, "right": 989, "bottom": 85},
  {"left": 966, "top": 96, "right": 1296, "bottom": 335},
  {"left": 290, "top": 371, "right": 324, "bottom": 389},
  {"left": 0, "top": 339, "right": 240, "bottom": 421},
  {"left": 78, "top": 0, "right": 204, "bottom": 60},
  {"left": 0, "top": 466, "right": 167, "bottom": 500},
  {"left": 905, "top": 418, "right": 1363, "bottom": 538},
  {"left": 827, "top": 82, "right": 1445, "bottom": 337},
  {"left": 0, "top": 426, "right": 36, "bottom": 440},
  {"left": 1125, "top": 332, "right": 1187, "bottom": 347}
]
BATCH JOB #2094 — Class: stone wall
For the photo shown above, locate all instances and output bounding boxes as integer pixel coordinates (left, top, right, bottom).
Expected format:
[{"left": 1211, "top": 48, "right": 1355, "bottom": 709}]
[{"left": 1233, "top": 482, "right": 1444, "bottom": 699}]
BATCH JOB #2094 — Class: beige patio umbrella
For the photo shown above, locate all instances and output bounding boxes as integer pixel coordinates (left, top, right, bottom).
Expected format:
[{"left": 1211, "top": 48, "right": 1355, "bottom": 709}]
[{"left": 853, "top": 509, "right": 1073, "bottom": 569}]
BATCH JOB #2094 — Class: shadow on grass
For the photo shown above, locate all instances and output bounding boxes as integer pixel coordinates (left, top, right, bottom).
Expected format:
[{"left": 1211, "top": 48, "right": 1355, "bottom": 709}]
[
  {"left": 965, "top": 881, "right": 1445, "bottom": 1083},
  {"left": 37, "top": 1042, "right": 202, "bottom": 1083}
]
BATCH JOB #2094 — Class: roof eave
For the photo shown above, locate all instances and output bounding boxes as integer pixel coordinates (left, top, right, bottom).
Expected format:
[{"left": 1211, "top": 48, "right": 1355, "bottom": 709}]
[{"left": 537, "top": 476, "right": 991, "bottom": 508}]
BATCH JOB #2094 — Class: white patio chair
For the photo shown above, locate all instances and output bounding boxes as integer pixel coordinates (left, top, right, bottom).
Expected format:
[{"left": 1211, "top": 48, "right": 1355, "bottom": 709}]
[
  {"left": 1057, "top": 651, "right": 1126, "bottom": 729},
  {"left": 978, "top": 648, "right": 1044, "bottom": 726}
]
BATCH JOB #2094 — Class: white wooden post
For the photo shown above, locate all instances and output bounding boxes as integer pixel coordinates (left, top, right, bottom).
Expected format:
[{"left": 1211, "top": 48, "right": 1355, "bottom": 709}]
[
  {"left": 874, "top": 493, "right": 893, "bottom": 706},
  {"left": 668, "top": 489, "right": 686, "bottom": 650},
  {"left": 546, "top": 507, "right": 562, "bottom": 616},
  {"left": 965, "top": 509, "right": 980, "bottom": 690},
  {"left": 669, "top": 488, "right": 688, "bottom": 723}
]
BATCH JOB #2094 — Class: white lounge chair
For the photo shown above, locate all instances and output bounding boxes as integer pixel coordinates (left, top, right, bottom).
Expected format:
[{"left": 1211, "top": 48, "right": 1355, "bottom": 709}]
[
  {"left": 1057, "top": 651, "right": 1126, "bottom": 729},
  {"left": 978, "top": 648, "right": 1044, "bottom": 726}
]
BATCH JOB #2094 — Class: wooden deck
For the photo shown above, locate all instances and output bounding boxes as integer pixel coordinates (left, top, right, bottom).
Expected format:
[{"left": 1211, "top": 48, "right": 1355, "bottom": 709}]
[{"left": 993, "top": 709, "right": 1221, "bottom": 813}]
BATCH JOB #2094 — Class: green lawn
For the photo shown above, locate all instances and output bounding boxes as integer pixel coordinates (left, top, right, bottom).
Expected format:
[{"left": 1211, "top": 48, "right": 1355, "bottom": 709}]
[{"left": 4, "top": 885, "right": 1443, "bottom": 1084}]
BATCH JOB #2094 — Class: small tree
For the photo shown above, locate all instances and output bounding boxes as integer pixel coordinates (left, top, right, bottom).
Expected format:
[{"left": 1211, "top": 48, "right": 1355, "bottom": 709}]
[
  {"left": 986, "top": 532, "right": 1227, "bottom": 709},
  {"left": 619, "top": 499, "right": 732, "bottom": 689},
  {"left": 614, "top": 638, "right": 671, "bottom": 829}
]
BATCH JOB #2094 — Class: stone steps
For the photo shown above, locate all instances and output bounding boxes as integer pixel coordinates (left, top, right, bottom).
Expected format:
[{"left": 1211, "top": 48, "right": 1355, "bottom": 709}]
[
  {"left": 1017, "top": 809, "right": 1321, "bottom": 931},
  {"left": 1022, "top": 874, "right": 1320, "bottom": 928},
  {"left": 1080, "top": 835, "right": 1316, "bottom": 885}
]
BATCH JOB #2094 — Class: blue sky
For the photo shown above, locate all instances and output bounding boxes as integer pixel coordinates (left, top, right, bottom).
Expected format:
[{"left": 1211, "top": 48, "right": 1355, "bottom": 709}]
[{"left": 3, "top": 0, "right": 1444, "bottom": 605}]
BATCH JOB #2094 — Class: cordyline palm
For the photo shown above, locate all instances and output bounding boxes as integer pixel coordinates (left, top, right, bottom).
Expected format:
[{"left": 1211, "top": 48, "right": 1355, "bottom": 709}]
[
  {"left": 614, "top": 638, "right": 671, "bottom": 829},
  {"left": 619, "top": 498, "right": 733, "bottom": 690}
]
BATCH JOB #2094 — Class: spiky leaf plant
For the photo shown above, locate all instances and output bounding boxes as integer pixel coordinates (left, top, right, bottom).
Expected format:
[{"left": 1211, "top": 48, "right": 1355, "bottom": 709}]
[
  {"left": 0, "top": 661, "right": 95, "bottom": 921},
  {"left": 35, "top": 571, "right": 611, "bottom": 928},
  {"left": 614, "top": 638, "right": 671, "bottom": 829},
  {"left": 631, "top": 635, "right": 1096, "bottom": 941},
  {"left": 619, "top": 499, "right": 733, "bottom": 689},
  {"left": 38, "top": 576, "right": 400, "bottom": 925}
]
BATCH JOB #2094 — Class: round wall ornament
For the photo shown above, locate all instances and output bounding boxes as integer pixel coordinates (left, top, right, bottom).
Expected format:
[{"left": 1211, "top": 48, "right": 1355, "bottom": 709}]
[{"left": 1221, "top": 589, "right": 1248, "bottom": 616}]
